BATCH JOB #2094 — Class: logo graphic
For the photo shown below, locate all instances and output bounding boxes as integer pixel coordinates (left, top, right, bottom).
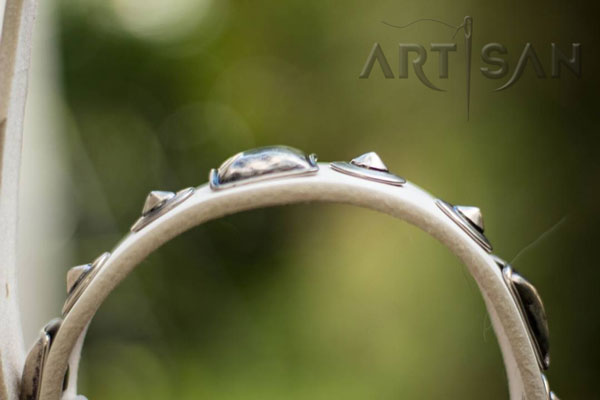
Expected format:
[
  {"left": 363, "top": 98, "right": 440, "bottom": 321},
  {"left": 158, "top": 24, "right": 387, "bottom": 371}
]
[{"left": 359, "top": 16, "right": 581, "bottom": 119}]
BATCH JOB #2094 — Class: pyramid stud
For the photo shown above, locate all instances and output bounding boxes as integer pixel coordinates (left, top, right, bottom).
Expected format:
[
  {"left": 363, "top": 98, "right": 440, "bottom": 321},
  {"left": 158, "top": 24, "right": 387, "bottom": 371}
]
[
  {"left": 63, "top": 252, "right": 110, "bottom": 315},
  {"left": 142, "top": 191, "right": 175, "bottom": 215},
  {"left": 66, "top": 264, "right": 92, "bottom": 294},
  {"left": 350, "top": 152, "right": 388, "bottom": 172},
  {"left": 131, "top": 187, "right": 195, "bottom": 232},
  {"left": 330, "top": 151, "right": 405, "bottom": 186},
  {"left": 456, "top": 205, "right": 484, "bottom": 232}
]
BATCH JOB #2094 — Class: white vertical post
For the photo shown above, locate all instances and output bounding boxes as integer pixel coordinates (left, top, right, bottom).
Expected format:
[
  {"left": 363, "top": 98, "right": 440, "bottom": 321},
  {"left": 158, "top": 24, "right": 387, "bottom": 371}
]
[
  {"left": 18, "top": 0, "right": 70, "bottom": 346},
  {"left": 0, "top": 0, "right": 37, "bottom": 398}
]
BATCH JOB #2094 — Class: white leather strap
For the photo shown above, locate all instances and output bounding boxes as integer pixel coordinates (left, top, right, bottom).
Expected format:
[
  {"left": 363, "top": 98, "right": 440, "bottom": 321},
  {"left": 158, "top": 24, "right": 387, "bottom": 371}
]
[{"left": 36, "top": 163, "right": 548, "bottom": 400}]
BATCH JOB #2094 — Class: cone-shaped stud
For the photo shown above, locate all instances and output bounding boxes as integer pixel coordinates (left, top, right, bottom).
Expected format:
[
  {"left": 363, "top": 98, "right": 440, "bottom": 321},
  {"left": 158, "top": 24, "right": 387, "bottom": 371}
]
[
  {"left": 456, "top": 205, "right": 484, "bottom": 232},
  {"left": 350, "top": 152, "right": 389, "bottom": 172},
  {"left": 66, "top": 264, "right": 92, "bottom": 294},
  {"left": 142, "top": 191, "right": 175, "bottom": 215}
]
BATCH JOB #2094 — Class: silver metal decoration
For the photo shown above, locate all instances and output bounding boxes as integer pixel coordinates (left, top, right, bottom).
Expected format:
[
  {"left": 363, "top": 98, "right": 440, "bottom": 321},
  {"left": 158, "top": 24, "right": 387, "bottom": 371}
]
[
  {"left": 503, "top": 264, "right": 550, "bottom": 370},
  {"left": 455, "top": 205, "right": 484, "bottom": 232},
  {"left": 20, "top": 319, "right": 62, "bottom": 400},
  {"left": 542, "top": 374, "right": 550, "bottom": 395},
  {"left": 350, "top": 151, "right": 389, "bottom": 171},
  {"left": 131, "top": 187, "right": 195, "bottom": 232},
  {"left": 436, "top": 199, "right": 492, "bottom": 252},
  {"left": 142, "top": 191, "right": 175, "bottom": 216},
  {"left": 66, "top": 264, "right": 92, "bottom": 295},
  {"left": 62, "top": 252, "right": 111, "bottom": 315},
  {"left": 490, "top": 254, "right": 507, "bottom": 270},
  {"left": 209, "top": 146, "right": 319, "bottom": 190},
  {"left": 541, "top": 374, "right": 560, "bottom": 400},
  {"left": 330, "top": 152, "right": 406, "bottom": 186}
]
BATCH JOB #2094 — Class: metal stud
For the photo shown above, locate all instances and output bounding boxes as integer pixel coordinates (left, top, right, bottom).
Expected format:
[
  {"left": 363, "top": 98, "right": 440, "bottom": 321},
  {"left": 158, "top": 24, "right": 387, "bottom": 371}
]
[
  {"left": 542, "top": 374, "right": 550, "bottom": 395},
  {"left": 66, "top": 264, "right": 92, "bottom": 295},
  {"left": 436, "top": 200, "right": 492, "bottom": 252},
  {"left": 491, "top": 255, "right": 553, "bottom": 372},
  {"left": 455, "top": 205, "right": 484, "bottom": 232},
  {"left": 503, "top": 265, "right": 550, "bottom": 370},
  {"left": 541, "top": 374, "right": 560, "bottom": 400},
  {"left": 20, "top": 318, "right": 62, "bottom": 400},
  {"left": 330, "top": 152, "right": 406, "bottom": 186},
  {"left": 142, "top": 191, "right": 175, "bottom": 216},
  {"left": 131, "top": 187, "right": 195, "bottom": 232},
  {"left": 490, "top": 254, "right": 507, "bottom": 270},
  {"left": 350, "top": 151, "right": 389, "bottom": 171},
  {"left": 62, "top": 252, "right": 111, "bottom": 315},
  {"left": 209, "top": 146, "right": 319, "bottom": 190}
]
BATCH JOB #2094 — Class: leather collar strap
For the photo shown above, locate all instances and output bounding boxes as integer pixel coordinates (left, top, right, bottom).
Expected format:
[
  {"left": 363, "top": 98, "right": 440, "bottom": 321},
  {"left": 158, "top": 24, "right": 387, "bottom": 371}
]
[{"left": 20, "top": 146, "right": 559, "bottom": 400}]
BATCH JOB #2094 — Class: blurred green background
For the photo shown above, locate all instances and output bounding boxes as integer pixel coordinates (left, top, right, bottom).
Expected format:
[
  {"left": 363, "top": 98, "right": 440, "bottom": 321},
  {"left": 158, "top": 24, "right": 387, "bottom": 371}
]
[{"left": 22, "top": 0, "right": 600, "bottom": 398}]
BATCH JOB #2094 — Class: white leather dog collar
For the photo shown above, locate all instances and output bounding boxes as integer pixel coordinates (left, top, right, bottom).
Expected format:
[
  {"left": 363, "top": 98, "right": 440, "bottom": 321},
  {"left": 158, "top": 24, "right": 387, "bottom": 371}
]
[{"left": 20, "top": 146, "right": 559, "bottom": 400}]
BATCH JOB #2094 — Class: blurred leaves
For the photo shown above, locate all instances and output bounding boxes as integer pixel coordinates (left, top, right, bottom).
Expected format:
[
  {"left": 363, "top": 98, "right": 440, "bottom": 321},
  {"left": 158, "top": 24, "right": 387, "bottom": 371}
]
[{"left": 58, "top": 0, "right": 600, "bottom": 398}]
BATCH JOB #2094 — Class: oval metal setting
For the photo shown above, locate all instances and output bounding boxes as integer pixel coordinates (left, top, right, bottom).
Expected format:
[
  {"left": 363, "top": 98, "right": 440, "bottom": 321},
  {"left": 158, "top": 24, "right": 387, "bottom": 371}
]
[
  {"left": 330, "top": 162, "right": 406, "bottom": 186},
  {"left": 209, "top": 146, "right": 319, "bottom": 190},
  {"left": 20, "top": 319, "right": 62, "bottom": 400},
  {"left": 436, "top": 199, "right": 492, "bottom": 252},
  {"left": 503, "top": 265, "right": 551, "bottom": 370}
]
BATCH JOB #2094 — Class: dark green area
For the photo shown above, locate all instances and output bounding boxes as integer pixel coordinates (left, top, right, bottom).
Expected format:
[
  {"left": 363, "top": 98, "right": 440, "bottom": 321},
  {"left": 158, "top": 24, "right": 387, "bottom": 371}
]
[{"left": 59, "top": 0, "right": 600, "bottom": 398}]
